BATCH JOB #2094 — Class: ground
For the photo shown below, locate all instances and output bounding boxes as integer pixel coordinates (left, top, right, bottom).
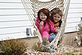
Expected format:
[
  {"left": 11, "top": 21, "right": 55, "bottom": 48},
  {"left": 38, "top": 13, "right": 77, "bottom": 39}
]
[
  {"left": 1, "top": 32, "right": 82, "bottom": 55},
  {"left": 20, "top": 32, "right": 78, "bottom": 48},
  {"left": 17, "top": 32, "right": 82, "bottom": 55}
]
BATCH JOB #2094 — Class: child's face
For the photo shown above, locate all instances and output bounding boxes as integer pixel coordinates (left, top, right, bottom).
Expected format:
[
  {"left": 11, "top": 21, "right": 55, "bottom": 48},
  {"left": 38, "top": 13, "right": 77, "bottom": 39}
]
[
  {"left": 40, "top": 12, "right": 47, "bottom": 21},
  {"left": 53, "top": 14, "right": 62, "bottom": 22}
]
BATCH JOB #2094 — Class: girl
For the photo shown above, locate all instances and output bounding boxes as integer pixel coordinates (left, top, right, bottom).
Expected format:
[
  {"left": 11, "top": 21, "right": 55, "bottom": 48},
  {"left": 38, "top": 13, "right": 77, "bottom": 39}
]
[
  {"left": 35, "top": 8, "right": 57, "bottom": 42},
  {"left": 50, "top": 8, "right": 63, "bottom": 28},
  {"left": 49, "top": 8, "right": 63, "bottom": 44}
]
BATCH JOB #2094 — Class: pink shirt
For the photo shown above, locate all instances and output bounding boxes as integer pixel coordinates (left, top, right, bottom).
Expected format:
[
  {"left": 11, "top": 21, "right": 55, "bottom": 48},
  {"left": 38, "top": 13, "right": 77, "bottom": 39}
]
[{"left": 35, "top": 17, "right": 57, "bottom": 39}]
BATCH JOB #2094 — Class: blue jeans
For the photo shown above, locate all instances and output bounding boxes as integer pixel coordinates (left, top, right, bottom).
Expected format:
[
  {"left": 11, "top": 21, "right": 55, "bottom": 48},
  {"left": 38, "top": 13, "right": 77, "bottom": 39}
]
[{"left": 49, "top": 33, "right": 56, "bottom": 42}]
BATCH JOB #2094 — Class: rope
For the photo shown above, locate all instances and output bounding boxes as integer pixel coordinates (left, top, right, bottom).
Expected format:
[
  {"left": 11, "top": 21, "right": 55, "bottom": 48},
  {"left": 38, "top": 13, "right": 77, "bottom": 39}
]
[
  {"left": 21, "top": 0, "right": 43, "bottom": 42},
  {"left": 51, "top": 0, "right": 70, "bottom": 45},
  {"left": 21, "top": 0, "right": 70, "bottom": 52}
]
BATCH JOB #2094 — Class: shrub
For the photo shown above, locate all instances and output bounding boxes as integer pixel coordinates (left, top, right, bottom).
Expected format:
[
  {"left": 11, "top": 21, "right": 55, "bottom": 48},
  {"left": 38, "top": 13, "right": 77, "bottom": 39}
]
[
  {"left": 76, "top": 23, "right": 82, "bottom": 46},
  {"left": 65, "top": 52, "right": 74, "bottom": 55},
  {"left": 0, "top": 39, "right": 27, "bottom": 55},
  {"left": 32, "top": 42, "right": 42, "bottom": 51},
  {"left": 80, "top": 53, "right": 82, "bottom": 55},
  {"left": 32, "top": 39, "right": 50, "bottom": 52}
]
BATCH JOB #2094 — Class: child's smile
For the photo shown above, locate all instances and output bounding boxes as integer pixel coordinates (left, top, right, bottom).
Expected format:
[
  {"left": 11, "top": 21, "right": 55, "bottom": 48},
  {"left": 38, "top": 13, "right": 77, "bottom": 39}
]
[
  {"left": 53, "top": 14, "right": 61, "bottom": 22},
  {"left": 40, "top": 12, "right": 47, "bottom": 21}
]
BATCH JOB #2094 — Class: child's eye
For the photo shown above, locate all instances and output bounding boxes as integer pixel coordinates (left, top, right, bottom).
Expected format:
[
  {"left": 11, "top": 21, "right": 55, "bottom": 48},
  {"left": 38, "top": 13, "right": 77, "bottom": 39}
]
[
  {"left": 58, "top": 17, "right": 60, "bottom": 18},
  {"left": 40, "top": 15, "right": 43, "bottom": 16},
  {"left": 54, "top": 16, "right": 56, "bottom": 17}
]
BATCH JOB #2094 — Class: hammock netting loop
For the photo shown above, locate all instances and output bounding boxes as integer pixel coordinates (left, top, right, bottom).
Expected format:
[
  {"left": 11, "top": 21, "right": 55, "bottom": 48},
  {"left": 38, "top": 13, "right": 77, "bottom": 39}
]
[{"left": 21, "top": 0, "right": 70, "bottom": 52}]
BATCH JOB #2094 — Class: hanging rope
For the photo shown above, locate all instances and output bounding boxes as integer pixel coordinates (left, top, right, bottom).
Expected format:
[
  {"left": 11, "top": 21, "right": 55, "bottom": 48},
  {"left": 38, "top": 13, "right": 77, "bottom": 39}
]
[
  {"left": 21, "top": 0, "right": 43, "bottom": 42},
  {"left": 21, "top": 0, "right": 70, "bottom": 52},
  {"left": 49, "top": 0, "right": 71, "bottom": 48},
  {"left": 31, "top": 0, "right": 64, "bottom": 18}
]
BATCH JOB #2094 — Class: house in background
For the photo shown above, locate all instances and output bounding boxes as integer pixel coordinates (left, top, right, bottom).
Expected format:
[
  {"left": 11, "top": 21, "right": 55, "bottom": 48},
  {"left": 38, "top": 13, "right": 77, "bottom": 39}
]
[
  {"left": 0, "top": 0, "right": 34, "bottom": 41},
  {"left": 0, "top": 0, "right": 82, "bottom": 41},
  {"left": 65, "top": 0, "right": 82, "bottom": 32}
]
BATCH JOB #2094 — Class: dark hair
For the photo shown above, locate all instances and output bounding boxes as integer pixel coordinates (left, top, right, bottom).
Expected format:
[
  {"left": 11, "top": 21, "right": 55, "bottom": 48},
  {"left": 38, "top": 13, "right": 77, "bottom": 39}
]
[
  {"left": 51, "top": 8, "right": 63, "bottom": 17},
  {"left": 50, "top": 8, "right": 63, "bottom": 27},
  {"left": 37, "top": 8, "right": 50, "bottom": 22}
]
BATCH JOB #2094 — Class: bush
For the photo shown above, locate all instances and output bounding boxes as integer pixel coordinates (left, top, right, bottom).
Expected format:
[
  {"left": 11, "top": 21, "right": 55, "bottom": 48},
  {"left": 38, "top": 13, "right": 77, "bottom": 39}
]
[
  {"left": 0, "top": 40, "right": 27, "bottom": 55},
  {"left": 32, "top": 40, "right": 50, "bottom": 52},
  {"left": 65, "top": 52, "right": 74, "bottom": 55},
  {"left": 77, "top": 23, "right": 82, "bottom": 46},
  {"left": 32, "top": 42, "right": 42, "bottom": 51}
]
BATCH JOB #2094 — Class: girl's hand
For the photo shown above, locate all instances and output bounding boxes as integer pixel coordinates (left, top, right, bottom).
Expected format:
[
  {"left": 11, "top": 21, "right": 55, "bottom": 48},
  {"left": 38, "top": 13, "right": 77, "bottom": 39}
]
[
  {"left": 40, "top": 21, "right": 44, "bottom": 30},
  {"left": 40, "top": 21, "right": 44, "bottom": 26},
  {"left": 55, "top": 27, "right": 59, "bottom": 32}
]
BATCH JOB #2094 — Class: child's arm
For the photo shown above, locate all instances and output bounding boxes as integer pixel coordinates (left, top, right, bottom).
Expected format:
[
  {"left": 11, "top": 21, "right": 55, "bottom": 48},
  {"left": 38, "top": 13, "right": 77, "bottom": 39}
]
[
  {"left": 40, "top": 21, "right": 44, "bottom": 31},
  {"left": 49, "top": 21, "right": 58, "bottom": 33}
]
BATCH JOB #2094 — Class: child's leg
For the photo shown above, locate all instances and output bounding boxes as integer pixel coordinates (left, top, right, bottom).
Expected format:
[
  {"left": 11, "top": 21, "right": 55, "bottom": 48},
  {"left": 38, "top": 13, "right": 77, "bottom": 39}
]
[
  {"left": 48, "top": 33, "right": 57, "bottom": 52},
  {"left": 42, "top": 31, "right": 50, "bottom": 40},
  {"left": 49, "top": 33, "right": 56, "bottom": 42},
  {"left": 42, "top": 31, "right": 50, "bottom": 45}
]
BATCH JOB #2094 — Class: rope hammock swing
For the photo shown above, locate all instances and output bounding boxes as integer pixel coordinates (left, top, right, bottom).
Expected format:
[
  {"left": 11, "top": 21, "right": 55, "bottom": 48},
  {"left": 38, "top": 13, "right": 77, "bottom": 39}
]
[{"left": 21, "top": 0, "right": 70, "bottom": 52}]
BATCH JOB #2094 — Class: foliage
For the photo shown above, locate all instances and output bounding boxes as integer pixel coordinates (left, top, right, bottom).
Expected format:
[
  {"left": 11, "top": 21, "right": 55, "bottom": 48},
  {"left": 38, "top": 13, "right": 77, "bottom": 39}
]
[
  {"left": 32, "top": 42, "right": 42, "bottom": 51},
  {"left": 64, "top": 52, "right": 74, "bottom": 55},
  {"left": 32, "top": 39, "right": 49, "bottom": 52},
  {"left": 80, "top": 53, "right": 82, "bottom": 55},
  {"left": 0, "top": 40, "right": 27, "bottom": 55},
  {"left": 76, "top": 23, "right": 82, "bottom": 46}
]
